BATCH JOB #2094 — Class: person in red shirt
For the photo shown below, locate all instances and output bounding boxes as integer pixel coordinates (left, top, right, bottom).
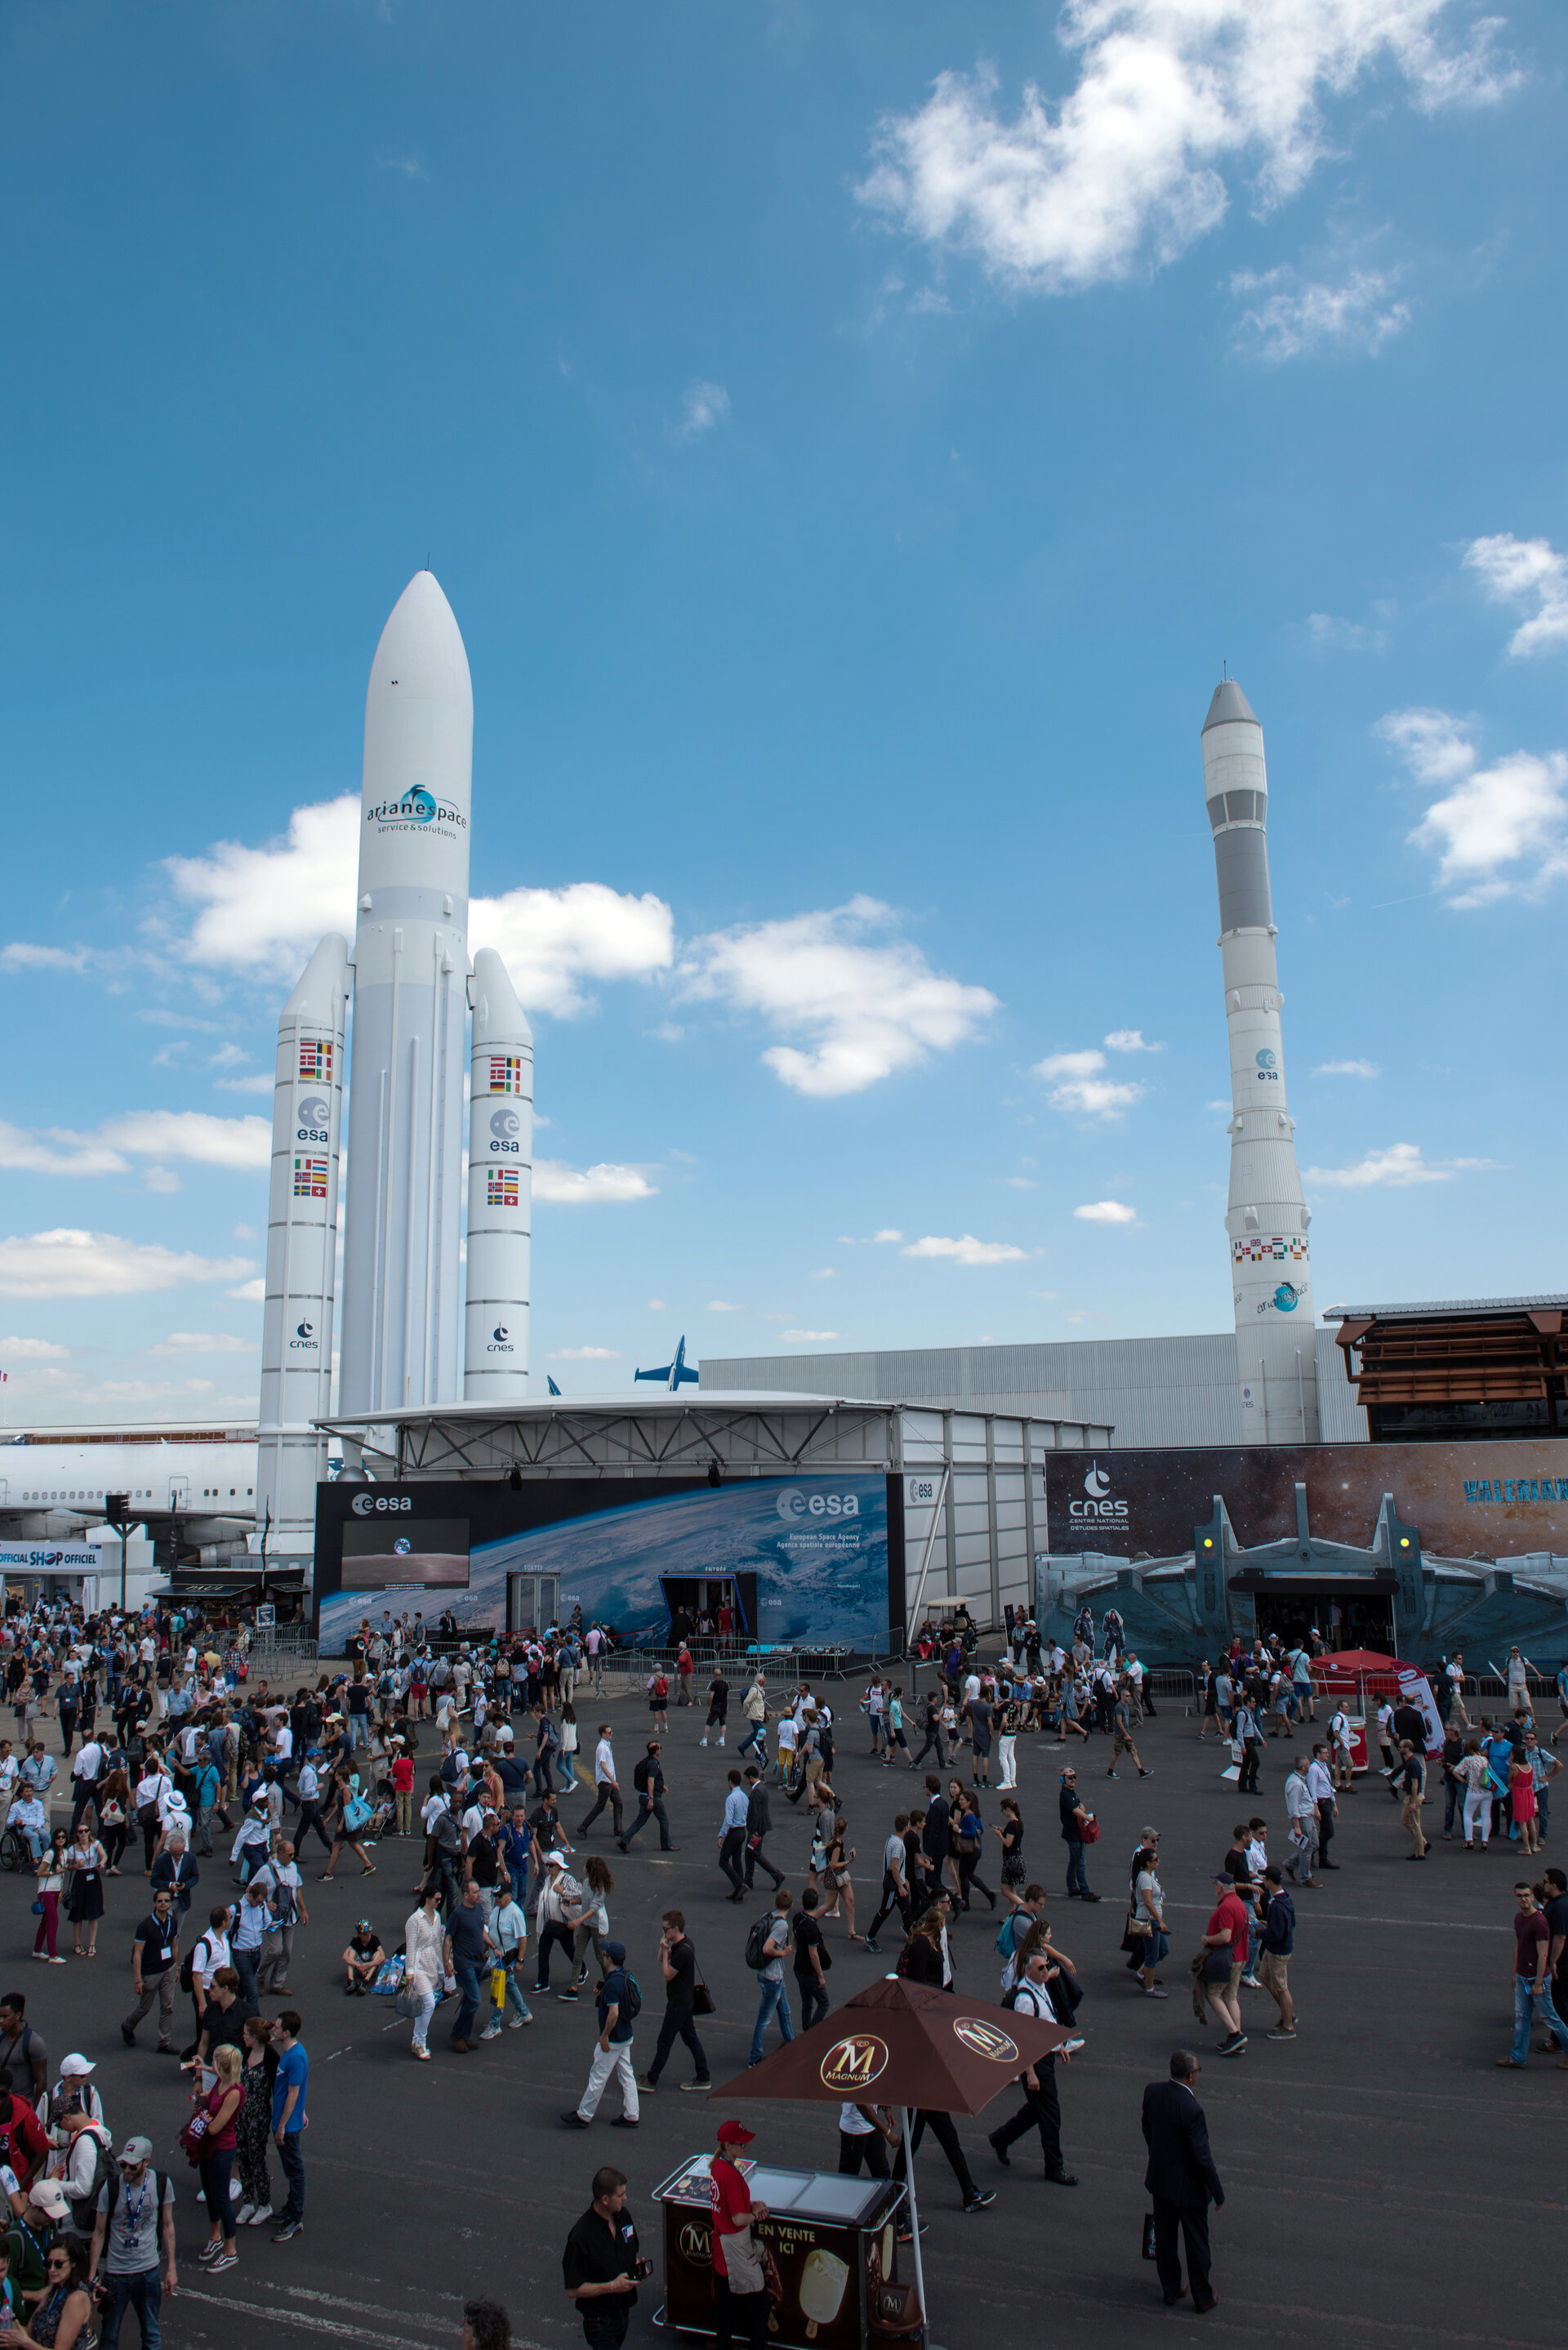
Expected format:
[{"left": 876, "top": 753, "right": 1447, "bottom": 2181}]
[
  {"left": 0, "top": 2090, "right": 49, "bottom": 2190},
  {"left": 1200, "top": 1874, "right": 1250, "bottom": 2057},
  {"left": 708, "top": 2120, "right": 770, "bottom": 2350},
  {"left": 390, "top": 1746, "right": 416, "bottom": 1839},
  {"left": 1499, "top": 1880, "right": 1566, "bottom": 2067}
]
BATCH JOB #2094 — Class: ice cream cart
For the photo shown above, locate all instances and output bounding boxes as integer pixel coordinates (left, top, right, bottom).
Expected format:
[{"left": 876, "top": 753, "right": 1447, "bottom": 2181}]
[{"left": 653, "top": 2156, "right": 917, "bottom": 2350}]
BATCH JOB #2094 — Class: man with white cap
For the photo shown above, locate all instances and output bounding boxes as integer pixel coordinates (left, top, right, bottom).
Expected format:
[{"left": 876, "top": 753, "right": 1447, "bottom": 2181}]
[
  {"left": 10, "top": 2176, "right": 70, "bottom": 2305},
  {"left": 89, "top": 2134, "right": 176, "bottom": 2345},
  {"left": 534, "top": 1853, "right": 584, "bottom": 1996},
  {"left": 37, "top": 2052, "right": 104, "bottom": 2145}
]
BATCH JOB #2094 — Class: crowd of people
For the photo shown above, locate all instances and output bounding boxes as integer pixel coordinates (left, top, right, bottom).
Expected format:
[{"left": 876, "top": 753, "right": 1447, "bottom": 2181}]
[{"left": 0, "top": 1583, "right": 1562, "bottom": 2346}]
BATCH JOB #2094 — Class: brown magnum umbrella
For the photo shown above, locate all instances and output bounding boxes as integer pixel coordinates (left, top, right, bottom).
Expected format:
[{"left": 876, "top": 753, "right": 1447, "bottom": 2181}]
[
  {"left": 710, "top": 1975, "right": 1070, "bottom": 2349},
  {"left": 710, "top": 1972, "right": 1069, "bottom": 2109}
]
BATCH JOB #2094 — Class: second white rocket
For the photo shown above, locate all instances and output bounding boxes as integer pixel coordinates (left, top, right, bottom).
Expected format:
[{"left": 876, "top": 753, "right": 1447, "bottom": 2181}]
[{"left": 1202, "top": 677, "right": 1319, "bottom": 1444}]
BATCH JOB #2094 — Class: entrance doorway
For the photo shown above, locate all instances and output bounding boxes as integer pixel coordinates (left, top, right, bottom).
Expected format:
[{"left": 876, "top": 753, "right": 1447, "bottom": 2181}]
[
  {"left": 1254, "top": 1589, "right": 1394, "bottom": 1652},
  {"left": 507, "top": 1572, "right": 559, "bottom": 1634},
  {"left": 659, "top": 1575, "right": 755, "bottom": 1643}
]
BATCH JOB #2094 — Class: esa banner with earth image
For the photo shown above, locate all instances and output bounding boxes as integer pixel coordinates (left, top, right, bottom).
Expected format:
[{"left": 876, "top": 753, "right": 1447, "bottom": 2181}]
[{"left": 314, "top": 1473, "right": 894, "bottom": 1651}]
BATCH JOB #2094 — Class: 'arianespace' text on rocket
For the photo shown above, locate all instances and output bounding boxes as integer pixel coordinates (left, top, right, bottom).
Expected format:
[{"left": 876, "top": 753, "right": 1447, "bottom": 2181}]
[{"left": 1201, "top": 678, "right": 1318, "bottom": 1443}]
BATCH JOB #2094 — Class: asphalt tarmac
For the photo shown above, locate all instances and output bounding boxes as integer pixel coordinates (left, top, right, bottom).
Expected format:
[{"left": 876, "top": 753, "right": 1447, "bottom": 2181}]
[{"left": 8, "top": 1678, "right": 1564, "bottom": 2350}]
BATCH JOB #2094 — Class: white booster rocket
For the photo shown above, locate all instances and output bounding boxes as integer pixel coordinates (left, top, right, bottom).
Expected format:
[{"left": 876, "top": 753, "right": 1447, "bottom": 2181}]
[
  {"left": 1201, "top": 678, "right": 1318, "bottom": 1444},
  {"left": 254, "top": 934, "right": 350, "bottom": 1558},
  {"left": 255, "top": 572, "right": 533, "bottom": 1560}
]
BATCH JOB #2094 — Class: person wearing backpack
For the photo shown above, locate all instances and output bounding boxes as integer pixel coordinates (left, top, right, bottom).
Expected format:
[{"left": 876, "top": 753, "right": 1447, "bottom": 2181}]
[
  {"left": 88, "top": 2134, "right": 176, "bottom": 2345},
  {"left": 56, "top": 2101, "right": 117, "bottom": 2239},
  {"left": 560, "top": 1939, "right": 639, "bottom": 2129},
  {"left": 746, "top": 1892, "right": 795, "bottom": 2067},
  {"left": 986, "top": 1948, "right": 1077, "bottom": 2185}
]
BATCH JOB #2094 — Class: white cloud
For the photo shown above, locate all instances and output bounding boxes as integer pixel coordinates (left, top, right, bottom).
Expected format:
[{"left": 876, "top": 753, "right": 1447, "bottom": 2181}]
[
  {"left": 533, "top": 1161, "right": 657, "bottom": 1205},
  {"left": 1464, "top": 533, "right": 1568, "bottom": 658},
  {"left": 0, "top": 1125, "right": 130, "bottom": 1178},
  {"left": 143, "top": 1167, "right": 181, "bottom": 1195},
  {"left": 1381, "top": 706, "right": 1568, "bottom": 907},
  {"left": 1314, "top": 1058, "right": 1380, "bottom": 1077},
  {"left": 1103, "top": 1028, "right": 1162, "bottom": 1054},
  {"left": 167, "top": 793, "right": 674, "bottom": 1014},
  {"left": 682, "top": 896, "right": 996, "bottom": 1098},
  {"left": 1378, "top": 706, "right": 1477, "bottom": 785},
  {"left": 102, "top": 1112, "right": 271, "bottom": 1170},
  {"left": 472, "top": 884, "right": 675, "bottom": 1017},
  {"left": 838, "top": 1229, "right": 905, "bottom": 1246},
  {"left": 1304, "top": 1141, "right": 1500, "bottom": 1188},
  {"left": 1033, "top": 1047, "right": 1145, "bottom": 1120},
  {"left": 216, "top": 1074, "right": 274, "bottom": 1095},
  {"left": 153, "top": 1331, "right": 258, "bottom": 1354},
  {"left": 1231, "top": 267, "right": 1410, "bottom": 362},
  {"left": 0, "top": 1337, "right": 69, "bottom": 1362},
  {"left": 1074, "top": 1198, "right": 1138, "bottom": 1224},
  {"left": 1003, "top": 1175, "right": 1037, "bottom": 1190},
  {"left": 0, "top": 943, "right": 94, "bottom": 972},
  {"left": 782, "top": 1329, "right": 842, "bottom": 1343},
  {"left": 166, "top": 795, "right": 360, "bottom": 979},
  {"left": 227, "top": 1278, "right": 266, "bottom": 1302},
  {"left": 379, "top": 151, "right": 427, "bottom": 180},
  {"left": 808, "top": 1267, "right": 836, "bottom": 1279},
  {"left": 210, "top": 1044, "right": 249, "bottom": 1068},
  {"left": 0, "top": 1109, "right": 269, "bottom": 1179},
  {"left": 706, "top": 1300, "right": 743, "bottom": 1313},
  {"left": 648, "top": 1298, "right": 666, "bottom": 1313},
  {"left": 1305, "top": 611, "right": 1388, "bottom": 653},
  {"left": 675, "top": 380, "right": 731, "bottom": 441},
  {"left": 0, "top": 1230, "right": 255, "bottom": 1300},
  {"left": 858, "top": 7, "right": 1512, "bottom": 295},
  {"left": 547, "top": 1345, "right": 625, "bottom": 1362},
  {"left": 900, "top": 1233, "right": 1028, "bottom": 1265}
]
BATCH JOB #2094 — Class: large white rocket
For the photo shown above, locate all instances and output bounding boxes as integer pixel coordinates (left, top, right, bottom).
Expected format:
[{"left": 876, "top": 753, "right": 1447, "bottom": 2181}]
[
  {"left": 255, "top": 573, "right": 533, "bottom": 1563},
  {"left": 1202, "top": 678, "right": 1319, "bottom": 1444}
]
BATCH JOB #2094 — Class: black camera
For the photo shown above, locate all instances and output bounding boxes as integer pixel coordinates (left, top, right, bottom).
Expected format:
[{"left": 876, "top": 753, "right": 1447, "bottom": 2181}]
[{"left": 634, "top": 2259, "right": 653, "bottom": 2281}]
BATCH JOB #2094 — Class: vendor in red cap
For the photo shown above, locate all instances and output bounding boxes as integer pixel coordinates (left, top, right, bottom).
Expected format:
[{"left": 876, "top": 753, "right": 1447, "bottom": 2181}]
[{"left": 709, "top": 2121, "right": 769, "bottom": 2350}]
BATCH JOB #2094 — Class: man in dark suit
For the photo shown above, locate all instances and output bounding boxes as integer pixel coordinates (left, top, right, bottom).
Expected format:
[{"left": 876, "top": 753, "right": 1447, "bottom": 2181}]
[
  {"left": 921, "top": 1779, "right": 951, "bottom": 1906},
  {"left": 1141, "top": 2049, "right": 1224, "bottom": 2312}
]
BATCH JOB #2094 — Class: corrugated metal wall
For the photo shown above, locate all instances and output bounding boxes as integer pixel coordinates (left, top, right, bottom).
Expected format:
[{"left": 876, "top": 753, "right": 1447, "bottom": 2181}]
[{"left": 707, "top": 1330, "right": 1368, "bottom": 1449}]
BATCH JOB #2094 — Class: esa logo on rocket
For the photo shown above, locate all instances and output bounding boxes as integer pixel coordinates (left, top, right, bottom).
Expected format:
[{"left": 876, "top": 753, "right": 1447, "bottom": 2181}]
[
  {"left": 489, "top": 1109, "right": 522, "bottom": 1154},
  {"left": 1071, "top": 1461, "right": 1129, "bottom": 1520},
  {"left": 296, "top": 1095, "right": 332, "bottom": 1143}
]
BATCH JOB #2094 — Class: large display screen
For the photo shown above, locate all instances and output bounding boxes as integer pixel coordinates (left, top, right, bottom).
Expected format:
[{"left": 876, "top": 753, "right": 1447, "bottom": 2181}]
[
  {"left": 315, "top": 1474, "right": 894, "bottom": 1652},
  {"left": 1045, "top": 1438, "right": 1568, "bottom": 1560},
  {"left": 341, "top": 1518, "right": 470, "bottom": 1588}
]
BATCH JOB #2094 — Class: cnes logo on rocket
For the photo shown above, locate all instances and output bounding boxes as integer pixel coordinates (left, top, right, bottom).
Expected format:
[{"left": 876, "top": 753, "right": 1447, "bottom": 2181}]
[{"left": 1070, "top": 1461, "right": 1128, "bottom": 1522}]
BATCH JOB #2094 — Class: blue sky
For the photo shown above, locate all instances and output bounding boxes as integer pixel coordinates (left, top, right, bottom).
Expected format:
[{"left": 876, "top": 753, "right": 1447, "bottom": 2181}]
[{"left": 2, "top": 0, "right": 1566, "bottom": 1423}]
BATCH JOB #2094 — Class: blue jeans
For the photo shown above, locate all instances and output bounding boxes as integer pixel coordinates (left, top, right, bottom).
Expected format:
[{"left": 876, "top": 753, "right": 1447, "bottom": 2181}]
[
  {"left": 348, "top": 1715, "right": 368, "bottom": 1751},
  {"left": 1512, "top": 1973, "right": 1568, "bottom": 2062},
  {"left": 750, "top": 1976, "right": 794, "bottom": 2066},
  {"left": 102, "top": 2268, "right": 162, "bottom": 2350},
  {"left": 1065, "top": 1839, "right": 1089, "bottom": 1896},
  {"left": 738, "top": 1723, "right": 766, "bottom": 1760},
  {"left": 452, "top": 1957, "right": 483, "bottom": 2043},
  {"left": 277, "top": 2127, "right": 305, "bottom": 2223},
  {"left": 232, "top": 1948, "right": 260, "bottom": 2013}
]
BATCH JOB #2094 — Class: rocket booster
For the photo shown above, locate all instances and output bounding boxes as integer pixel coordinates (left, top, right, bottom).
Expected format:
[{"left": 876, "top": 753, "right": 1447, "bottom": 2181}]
[
  {"left": 338, "top": 572, "right": 474, "bottom": 1417},
  {"left": 255, "top": 932, "right": 350, "bottom": 1553},
  {"left": 1202, "top": 679, "right": 1319, "bottom": 1443},
  {"left": 464, "top": 947, "right": 533, "bottom": 1399}
]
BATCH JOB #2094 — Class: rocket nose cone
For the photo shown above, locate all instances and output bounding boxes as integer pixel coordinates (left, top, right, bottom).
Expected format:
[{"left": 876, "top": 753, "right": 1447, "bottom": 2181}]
[
  {"left": 1202, "top": 678, "right": 1258, "bottom": 733},
  {"left": 369, "top": 570, "right": 472, "bottom": 711}
]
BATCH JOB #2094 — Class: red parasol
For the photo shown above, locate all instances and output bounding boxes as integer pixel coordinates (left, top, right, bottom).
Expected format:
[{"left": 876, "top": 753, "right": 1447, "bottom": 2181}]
[{"left": 710, "top": 1974, "right": 1070, "bottom": 2345}]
